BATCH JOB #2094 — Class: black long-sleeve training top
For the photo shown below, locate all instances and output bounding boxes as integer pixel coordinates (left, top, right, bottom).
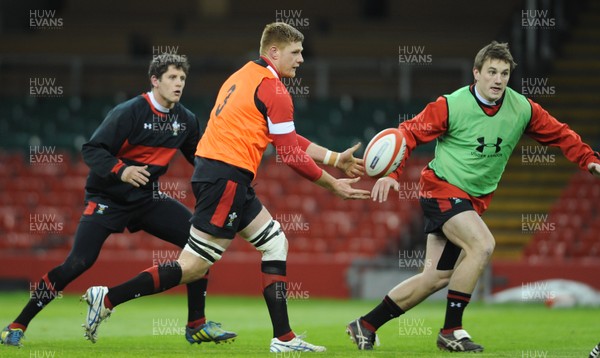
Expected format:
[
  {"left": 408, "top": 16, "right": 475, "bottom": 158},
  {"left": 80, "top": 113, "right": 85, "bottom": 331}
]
[{"left": 81, "top": 92, "right": 201, "bottom": 203}]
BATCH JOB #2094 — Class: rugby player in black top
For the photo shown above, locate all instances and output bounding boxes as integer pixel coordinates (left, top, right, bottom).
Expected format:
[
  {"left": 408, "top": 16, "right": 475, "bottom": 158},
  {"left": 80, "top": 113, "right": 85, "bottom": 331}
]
[{"left": 0, "top": 54, "right": 236, "bottom": 347}]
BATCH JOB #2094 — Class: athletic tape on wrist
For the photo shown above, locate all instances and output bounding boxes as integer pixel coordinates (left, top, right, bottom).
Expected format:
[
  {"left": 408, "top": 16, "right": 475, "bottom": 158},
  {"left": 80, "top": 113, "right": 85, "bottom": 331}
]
[
  {"left": 324, "top": 150, "right": 339, "bottom": 167},
  {"left": 324, "top": 150, "right": 332, "bottom": 165}
]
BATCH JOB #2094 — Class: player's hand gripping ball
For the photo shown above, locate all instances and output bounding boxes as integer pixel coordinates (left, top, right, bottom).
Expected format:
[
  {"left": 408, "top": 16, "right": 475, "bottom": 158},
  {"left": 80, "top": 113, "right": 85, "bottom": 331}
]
[{"left": 363, "top": 128, "right": 406, "bottom": 178}]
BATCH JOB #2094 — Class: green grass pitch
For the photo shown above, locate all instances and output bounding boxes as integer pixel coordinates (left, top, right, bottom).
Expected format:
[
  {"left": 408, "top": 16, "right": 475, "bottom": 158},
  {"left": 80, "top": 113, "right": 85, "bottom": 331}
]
[{"left": 0, "top": 292, "right": 598, "bottom": 357}]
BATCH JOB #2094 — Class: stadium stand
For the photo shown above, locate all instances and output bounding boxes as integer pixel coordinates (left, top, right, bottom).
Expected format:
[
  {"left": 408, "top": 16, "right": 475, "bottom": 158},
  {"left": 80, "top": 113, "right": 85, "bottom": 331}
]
[
  {"left": 525, "top": 170, "right": 600, "bottom": 260},
  {"left": 0, "top": 150, "right": 428, "bottom": 258},
  {"left": 485, "top": 1, "right": 600, "bottom": 260},
  {"left": 1, "top": 1, "right": 599, "bottom": 296}
]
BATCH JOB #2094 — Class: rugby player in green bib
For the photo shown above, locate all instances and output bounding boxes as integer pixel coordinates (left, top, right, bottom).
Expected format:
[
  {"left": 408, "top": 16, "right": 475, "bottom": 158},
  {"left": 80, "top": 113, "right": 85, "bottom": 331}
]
[{"left": 347, "top": 41, "right": 600, "bottom": 353}]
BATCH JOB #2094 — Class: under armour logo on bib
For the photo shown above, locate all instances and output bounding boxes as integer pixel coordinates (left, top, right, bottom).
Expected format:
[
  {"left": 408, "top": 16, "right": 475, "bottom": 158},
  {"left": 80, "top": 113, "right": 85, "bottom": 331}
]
[{"left": 476, "top": 137, "right": 503, "bottom": 154}]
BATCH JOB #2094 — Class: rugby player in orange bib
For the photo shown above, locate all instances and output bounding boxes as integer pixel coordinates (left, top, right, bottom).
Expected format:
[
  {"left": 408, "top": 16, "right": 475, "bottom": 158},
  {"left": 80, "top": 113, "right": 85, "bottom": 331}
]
[{"left": 82, "top": 22, "right": 370, "bottom": 353}]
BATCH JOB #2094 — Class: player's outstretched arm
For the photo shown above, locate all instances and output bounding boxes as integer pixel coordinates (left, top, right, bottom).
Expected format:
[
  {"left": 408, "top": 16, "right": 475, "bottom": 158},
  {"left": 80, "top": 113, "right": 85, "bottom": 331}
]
[
  {"left": 336, "top": 142, "right": 365, "bottom": 178},
  {"left": 588, "top": 163, "right": 600, "bottom": 177},
  {"left": 371, "top": 176, "right": 400, "bottom": 203},
  {"left": 314, "top": 171, "right": 370, "bottom": 200},
  {"left": 300, "top": 134, "right": 364, "bottom": 177}
]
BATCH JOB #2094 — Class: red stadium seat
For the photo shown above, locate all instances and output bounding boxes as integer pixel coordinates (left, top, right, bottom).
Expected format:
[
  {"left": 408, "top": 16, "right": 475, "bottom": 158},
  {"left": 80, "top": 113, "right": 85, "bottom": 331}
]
[
  {"left": 0, "top": 150, "right": 420, "bottom": 258},
  {"left": 0, "top": 192, "right": 15, "bottom": 206},
  {"left": 526, "top": 169, "right": 600, "bottom": 260}
]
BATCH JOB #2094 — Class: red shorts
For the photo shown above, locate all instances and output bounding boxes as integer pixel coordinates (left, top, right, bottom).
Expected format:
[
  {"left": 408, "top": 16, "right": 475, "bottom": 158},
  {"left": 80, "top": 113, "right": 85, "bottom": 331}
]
[{"left": 420, "top": 167, "right": 493, "bottom": 215}]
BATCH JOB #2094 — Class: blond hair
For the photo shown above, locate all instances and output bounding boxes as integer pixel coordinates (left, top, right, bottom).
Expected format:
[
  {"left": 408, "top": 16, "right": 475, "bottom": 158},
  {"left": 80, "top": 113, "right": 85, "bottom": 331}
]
[{"left": 259, "top": 22, "right": 304, "bottom": 55}]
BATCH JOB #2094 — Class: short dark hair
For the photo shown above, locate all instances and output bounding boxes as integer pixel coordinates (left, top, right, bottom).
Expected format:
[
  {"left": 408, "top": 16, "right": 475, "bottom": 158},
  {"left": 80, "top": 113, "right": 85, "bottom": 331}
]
[
  {"left": 259, "top": 22, "right": 304, "bottom": 55},
  {"left": 148, "top": 53, "right": 190, "bottom": 80},
  {"left": 474, "top": 41, "right": 517, "bottom": 72}
]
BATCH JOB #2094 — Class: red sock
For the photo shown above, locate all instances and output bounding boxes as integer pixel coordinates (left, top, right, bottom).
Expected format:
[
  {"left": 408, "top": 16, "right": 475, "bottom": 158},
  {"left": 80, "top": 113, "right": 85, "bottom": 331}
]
[
  {"left": 360, "top": 319, "right": 377, "bottom": 333},
  {"left": 441, "top": 326, "right": 463, "bottom": 334},
  {"left": 277, "top": 331, "right": 296, "bottom": 342},
  {"left": 8, "top": 323, "right": 27, "bottom": 331},
  {"left": 187, "top": 317, "right": 206, "bottom": 329},
  {"left": 103, "top": 295, "right": 114, "bottom": 310}
]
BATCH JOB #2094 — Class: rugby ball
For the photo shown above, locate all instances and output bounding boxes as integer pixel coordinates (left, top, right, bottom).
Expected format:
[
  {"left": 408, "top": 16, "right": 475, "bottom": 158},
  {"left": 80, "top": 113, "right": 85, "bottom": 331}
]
[{"left": 363, "top": 128, "right": 406, "bottom": 178}]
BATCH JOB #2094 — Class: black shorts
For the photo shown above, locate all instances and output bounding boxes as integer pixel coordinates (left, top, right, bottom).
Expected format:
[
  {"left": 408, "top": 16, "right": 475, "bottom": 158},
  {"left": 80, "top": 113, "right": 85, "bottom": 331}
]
[
  {"left": 419, "top": 197, "right": 475, "bottom": 271},
  {"left": 419, "top": 197, "right": 476, "bottom": 234},
  {"left": 190, "top": 157, "right": 263, "bottom": 240},
  {"left": 79, "top": 193, "right": 192, "bottom": 248}
]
